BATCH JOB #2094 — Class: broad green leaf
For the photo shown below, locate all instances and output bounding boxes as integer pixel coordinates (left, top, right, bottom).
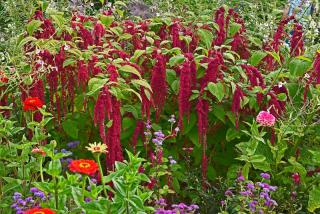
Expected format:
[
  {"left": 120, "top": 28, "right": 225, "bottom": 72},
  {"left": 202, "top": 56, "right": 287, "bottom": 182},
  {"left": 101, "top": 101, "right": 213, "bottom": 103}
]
[
  {"left": 100, "top": 15, "right": 114, "bottom": 28},
  {"left": 198, "top": 28, "right": 213, "bottom": 49},
  {"left": 131, "top": 79, "right": 152, "bottom": 92},
  {"left": 207, "top": 82, "right": 225, "bottom": 102},
  {"left": 119, "top": 65, "right": 142, "bottom": 79},
  {"left": 228, "top": 23, "right": 241, "bottom": 37},
  {"left": 289, "top": 58, "right": 312, "bottom": 77},
  {"left": 62, "top": 120, "right": 79, "bottom": 139},
  {"left": 169, "top": 55, "right": 185, "bottom": 67},
  {"left": 249, "top": 51, "right": 267, "bottom": 66},
  {"left": 47, "top": 159, "right": 62, "bottom": 176},
  {"left": 308, "top": 187, "right": 320, "bottom": 213},
  {"left": 26, "top": 20, "right": 42, "bottom": 36}
]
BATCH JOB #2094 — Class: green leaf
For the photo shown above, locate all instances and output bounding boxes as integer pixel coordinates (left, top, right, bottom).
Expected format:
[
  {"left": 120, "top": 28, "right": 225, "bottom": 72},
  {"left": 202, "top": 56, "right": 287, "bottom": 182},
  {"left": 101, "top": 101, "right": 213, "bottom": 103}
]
[
  {"left": 100, "top": 15, "right": 114, "bottom": 28},
  {"left": 266, "top": 51, "right": 281, "bottom": 66},
  {"left": 131, "top": 50, "right": 145, "bottom": 62},
  {"left": 169, "top": 55, "right": 185, "bottom": 67},
  {"left": 308, "top": 187, "right": 320, "bottom": 213},
  {"left": 26, "top": 20, "right": 42, "bottom": 36},
  {"left": 226, "top": 128, "right": 241, "bottom": 142},
  {"left": 207, "top": 82, "right": 225, "bottom": 102},
  {"left": 119, "top": 65, "right": 142, "bottom": 79},
  {"left": 62, "top": 120, "right": 79, "bottom": 139},
  {"left": 289, "top": 58, "right": 312, "bottom": 77},
  {"left": 228, "top": 23, "right": 241, "bottom": 37},
  {"left": 47, "top": 159, "right": 62, "bottom": 176},
  {"left": 198, "top": 28, "right": 213, "bottom": 49},
  {"left": 87, "top": 77, "right": 108, "bottom": 96},
  {"left": 131, "top": 79, "right": 152, "bottom": 92},
  {"left": 249, "top": 51, "right": 267, "bottom": 66}
]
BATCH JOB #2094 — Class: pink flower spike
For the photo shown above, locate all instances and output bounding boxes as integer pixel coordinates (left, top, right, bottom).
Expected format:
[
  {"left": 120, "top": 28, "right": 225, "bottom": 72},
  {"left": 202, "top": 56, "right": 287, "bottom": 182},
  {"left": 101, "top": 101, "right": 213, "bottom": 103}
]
[{"left": 256, "top": 111, "right": 276, "bottom": 127}]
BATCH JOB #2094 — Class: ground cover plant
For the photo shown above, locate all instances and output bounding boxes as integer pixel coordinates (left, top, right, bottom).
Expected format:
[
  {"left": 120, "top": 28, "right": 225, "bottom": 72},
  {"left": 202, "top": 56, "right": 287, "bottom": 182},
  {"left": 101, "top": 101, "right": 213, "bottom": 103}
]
[{"left": 1, "top": 0, "right": 320, "bottom": 213}]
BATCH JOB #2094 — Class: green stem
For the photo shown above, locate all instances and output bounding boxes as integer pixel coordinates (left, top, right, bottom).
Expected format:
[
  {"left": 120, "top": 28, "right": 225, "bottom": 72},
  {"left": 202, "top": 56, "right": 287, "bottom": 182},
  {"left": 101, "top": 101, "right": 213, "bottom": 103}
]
[
  {"left": 96, "top": 156, "right": 108, "bottom": 197},
  {"left": 53, "top": 176, "right": 59, "bottom": 209},
  {"left": 39, "top": 157, "right": 44, "bottom": 182},
  {"left": 82, "top": 175, "right": 87, "bottom": 202}
]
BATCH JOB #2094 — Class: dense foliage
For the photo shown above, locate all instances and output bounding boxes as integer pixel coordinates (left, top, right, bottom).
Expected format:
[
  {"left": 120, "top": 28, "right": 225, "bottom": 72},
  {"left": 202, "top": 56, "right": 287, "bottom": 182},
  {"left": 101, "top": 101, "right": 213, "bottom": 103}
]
[{"left": 1, "top": 0, "right": 320, "bottom": 214}]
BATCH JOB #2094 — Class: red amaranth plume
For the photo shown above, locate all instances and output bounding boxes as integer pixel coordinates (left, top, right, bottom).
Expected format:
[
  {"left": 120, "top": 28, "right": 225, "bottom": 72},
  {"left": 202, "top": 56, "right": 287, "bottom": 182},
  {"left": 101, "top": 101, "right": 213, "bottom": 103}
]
[
  {"left": 213, "top": 7, "right": 226, "bottom": 46},
  {"left": 231, "top": 86, "right": 245, "bottom": 129},
  {"left": 94, "top": 85, "right": 112, "bottom": 145},
  {"left": 241, "top": 65, "right": 265, "bottom": 105},
  {"left": 263, "top": 16, "right": 295, "bottom": 70},
  {"left": 196, "top": 98, "right": 209, "bottom": 145},
  {"left": 78, "top": 60, "right": 89, "bottom": 92},
  {"left": 178, "top": 53, "right": 193, "bottom": 128},
  {"left": 290, "top": 21, "right": 304, "bottom": 56},
  {"left": 132, "top": 120, "right": 144, "bottom": 154},
  {"left": 32, "top": 11, "right": 55, "bottom": 39},
  {"left": 304, "top": 52, "right": 320, "bottom": 103},
  {"left": 106, "top": 98, "right": 123, "bottom": 170},
  {"left": 93, "top": 22, "right": 106, "bottom": 46},
  {"left": 170, "top": 22, "right": 181, "bottom": 48},
  {"left": 151, "top": 52, "right": 167, "bottom": 119}
]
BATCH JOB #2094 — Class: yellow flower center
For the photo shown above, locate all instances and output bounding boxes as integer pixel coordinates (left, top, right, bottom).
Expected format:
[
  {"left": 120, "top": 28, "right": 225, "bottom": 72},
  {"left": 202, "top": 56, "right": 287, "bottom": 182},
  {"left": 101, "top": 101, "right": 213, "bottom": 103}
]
[
  {"left": 79, "top": 162, "right": 91, "bottom": 168},
  {"left": 33, "top": 212, "right": 45, "bottom": 214}
]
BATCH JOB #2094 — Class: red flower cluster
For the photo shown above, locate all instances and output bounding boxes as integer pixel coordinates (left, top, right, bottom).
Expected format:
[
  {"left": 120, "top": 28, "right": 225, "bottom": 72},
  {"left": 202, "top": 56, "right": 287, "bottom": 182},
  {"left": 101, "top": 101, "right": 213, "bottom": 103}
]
[
  {"left": 68, "top": 159, "right": 99, "bottom": 176},
  {"left": 25, "top": 208, "right": 55, "bottom": 214},
  {"left": 23, "top": 97, "right": 44, "bottom": 112}
]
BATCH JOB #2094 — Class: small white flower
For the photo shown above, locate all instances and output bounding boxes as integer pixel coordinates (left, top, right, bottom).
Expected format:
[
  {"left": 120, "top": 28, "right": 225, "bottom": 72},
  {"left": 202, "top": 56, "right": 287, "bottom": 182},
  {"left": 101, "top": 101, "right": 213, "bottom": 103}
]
[
  {"left": 304, "top": 73, "right": 310, "bottom": 79},
  {"left": 90, "top": 2, "right": 94, "bottom": 6},
  {"left": 35, "top": 49, "right": 41, "bottom": 54},
  {"left": 174, "top": 127, "right": 180, "bottom": 133},
  {"left": 64, "top": 45, "right": 70, "bottom": 51}
]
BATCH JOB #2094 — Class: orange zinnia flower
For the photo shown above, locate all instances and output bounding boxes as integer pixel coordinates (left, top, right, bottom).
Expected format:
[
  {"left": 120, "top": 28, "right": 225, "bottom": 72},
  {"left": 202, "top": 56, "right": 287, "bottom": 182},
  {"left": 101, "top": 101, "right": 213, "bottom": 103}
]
[
  {"left": 23, "top": 97, "right": 44, "bottom": 111},
  {"left": 68, "top": 159, "right": 98, "bottom": 176},
  {"left": 25, "top": 208, "right": 55, "bottom": 214}
]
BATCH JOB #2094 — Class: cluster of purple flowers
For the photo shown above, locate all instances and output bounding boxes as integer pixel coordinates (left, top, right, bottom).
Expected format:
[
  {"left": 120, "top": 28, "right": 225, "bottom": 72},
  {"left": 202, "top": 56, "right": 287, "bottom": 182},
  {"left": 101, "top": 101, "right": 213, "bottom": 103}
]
[
  {"left": 11, "top": 188, "right": 47, "bottom": 214},
  {"left": 222, "top": 173, "right": 278, "bottom": 213},
  {"left": 67, "top": 141, "right": 80, "bottom": 149},
  {"left": 155, "top": 198, "right": 199, "bottom": 214},
  {"left": 152, "top": 130, "right": 165, "bottom": 147},
  {"left": 168, "top": 156, "right": 177, "bottom": 165}
]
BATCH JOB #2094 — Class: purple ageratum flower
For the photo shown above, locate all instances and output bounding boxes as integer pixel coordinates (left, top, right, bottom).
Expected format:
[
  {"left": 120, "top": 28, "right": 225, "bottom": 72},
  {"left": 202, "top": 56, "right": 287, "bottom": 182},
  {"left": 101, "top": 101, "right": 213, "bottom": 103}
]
[
  {"left": 225, "top": 189, "right": 233, "bottom": 196},
  {"left": 144, "top": 131, "right": 151, "bottom": 136},
  {"left": 13, "top": 192, "right": 22, "bottom": 200},
  {"left": 154, "top": 131, "right": 165, "bottom": 138},
  {"left": 247, "top": 182, "right": 255, "bottom": 190},
  {"left": 237, "top": 175, "right": 245, "bottom": 182},
  {"left": 260, "top": 192, "right": 270, "bottom": 200},
  {"left": 190, "top": 204, "right": 199, "bottom": 210},
  {"left": 152, "top": 138, "right": 163, "bottom": 146},
  {"left": 249, "top": 200, "right": 258, "bottom": 211},
  {"left": 169, "top": 159, "right": 177, "bottom": 164},
  {"left": 10, "top": 203, "right": 18, "bottom": 209},
  {"left": 17, "top": 199, "right": 26, "bottom": 206},
  {"left": 240, "top": 190, "right": 252, "bottom": 196},
  {"left": 67, "top": 141, "right": 80, "bottom": 149},
  {"left": 84, "top": 197, "right": 92, "bottom": 203},
  {"left": 90, "top": 178, "right": 97, "bottom": 184},
  {"left": 155, "top": 198, "right": 167, "bottom": 206},
  {"left": 260, "top": 173, "right": 271, "bottom": 180},
  {"left": 269, "top": 185, "right": 277, "bottom": 192},
  {"left": 30, "top": 187, "right": 39, "bottom": 193},
  {"left": 145, "top": 121, "right": 152, "bottom": 130},
  {"left": 265, "top": 199, "right": 278, "bottom": 207}
]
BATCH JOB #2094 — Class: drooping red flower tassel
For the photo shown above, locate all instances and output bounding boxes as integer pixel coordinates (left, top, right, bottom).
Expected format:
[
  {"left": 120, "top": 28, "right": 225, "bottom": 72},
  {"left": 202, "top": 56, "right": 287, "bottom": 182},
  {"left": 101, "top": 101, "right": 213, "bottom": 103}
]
[
  {"left": 213, "top": 7, "right": 226, "bottom": 46},
  {"left": 290, "top": 21, "right": 304, "bottom": 56},
  {"left": 132, "top": 120, "right": 144, "bottom": 154},
  {"left": 241, "top": 65, "right": 265, "bottom": 105},
  {"left": 93, "top": 22, "right": 105, "bottom": 46},
  {"left": 106, "top": 98, "right": 123, "bottom": 170},
  {"left": 94, "top": 85, "right": 112, "bottom": 145},
  {"left": 231, "top": 86, "right": 245, "bottom": 129},
  {"left": 151, "top": 52, "right": 167, "bottom": 120},
  {"left": 178, "top": 54, "right": 193, "bottom": 128},
  {"left": 78, "top": 60, "right": 89, "bottom": 92}
]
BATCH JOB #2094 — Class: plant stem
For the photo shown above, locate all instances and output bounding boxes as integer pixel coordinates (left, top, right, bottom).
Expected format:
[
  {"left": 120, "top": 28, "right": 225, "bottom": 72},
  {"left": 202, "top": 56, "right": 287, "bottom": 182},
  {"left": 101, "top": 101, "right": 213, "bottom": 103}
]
[
  {"left": 82, "top": 175, "right": 87, "bottom": 202},
  {"left": 39, "top": 157, "right": 44, "bottom": 182},
  {"left": 97, "top": 156, "right": 108, "bottom": 197},
  {"left": 53, "top": 176, "right": 58, "bottom": 209}
]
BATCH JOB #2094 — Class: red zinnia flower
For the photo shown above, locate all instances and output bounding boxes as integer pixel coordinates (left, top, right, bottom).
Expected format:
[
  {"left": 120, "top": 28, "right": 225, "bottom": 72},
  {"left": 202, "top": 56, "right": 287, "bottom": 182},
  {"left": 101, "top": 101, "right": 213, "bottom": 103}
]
[
  {"left": 25, "top": 208, "right": 55, "bottom": 214},
  {"left": 23, "top": 97, "right": 44, "bottom": 111},
  {"left": 68, "top": 159, "right": 98, "bottom": 176}
]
